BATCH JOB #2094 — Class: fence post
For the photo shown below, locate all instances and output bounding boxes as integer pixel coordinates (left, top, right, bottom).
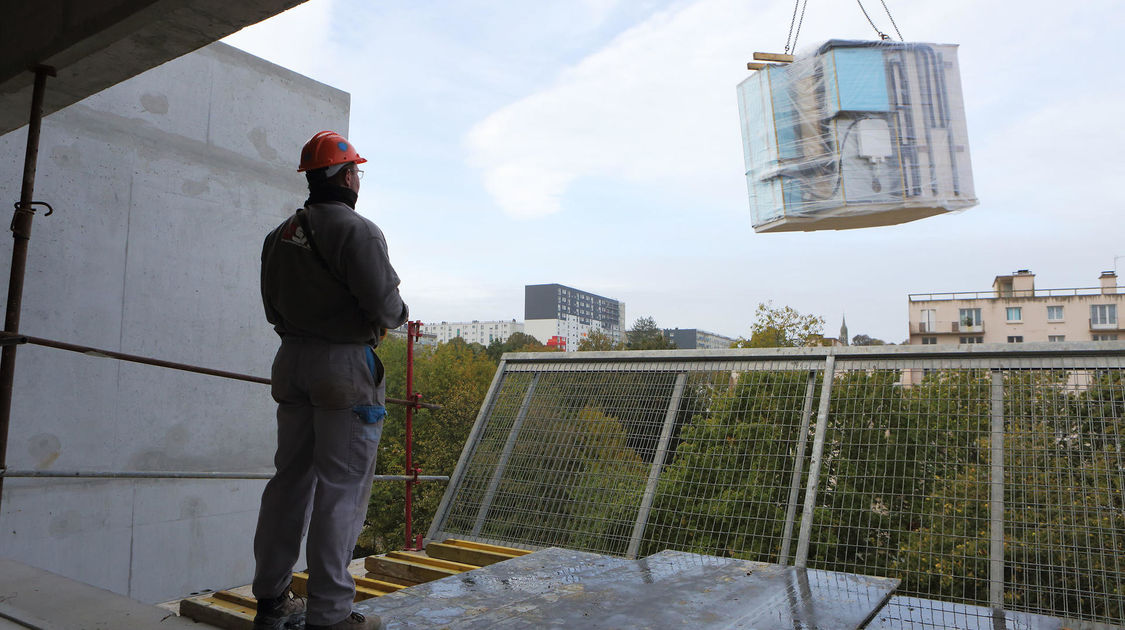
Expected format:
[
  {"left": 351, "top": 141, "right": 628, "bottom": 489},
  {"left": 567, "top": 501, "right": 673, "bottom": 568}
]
[
  {"left": 779, "top": 370, "right": 818, "bottom": 565},
  {"left": 795, "top": 354, "right": 836, "bottom": 568},
  {"left": 989, "top": 370, "right": 1006, "bottom": 610},
  {"left": 627, "top": 372, "right": 687, "bottom": 559},
  {"left": 427, "top": 360, "right": 509, "bottom": 542},
  {"left": 471, "top": 373, "right": 539, "bottom": 536}
]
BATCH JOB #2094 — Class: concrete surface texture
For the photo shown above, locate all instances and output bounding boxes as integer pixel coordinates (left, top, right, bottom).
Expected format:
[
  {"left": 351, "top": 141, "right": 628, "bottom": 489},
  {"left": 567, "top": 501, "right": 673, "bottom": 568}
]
[
  {"left": 0, "top": 41, "right": 349, "bottom": 604},
  {"left": 353, "top": 547, "right": 900, "bottom": 629},
  {"left": 0, "top": 557, "right": 217, "bottom": 629},
  {"left": 0, "top": 0, "right": 308, "bottom": 135}
]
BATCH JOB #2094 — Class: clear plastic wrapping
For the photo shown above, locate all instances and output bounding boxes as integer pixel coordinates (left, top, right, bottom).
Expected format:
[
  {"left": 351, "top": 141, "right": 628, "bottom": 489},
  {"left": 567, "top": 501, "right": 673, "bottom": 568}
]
[{"left": 737, "top": 40, "right": 978, "bottom": 232}]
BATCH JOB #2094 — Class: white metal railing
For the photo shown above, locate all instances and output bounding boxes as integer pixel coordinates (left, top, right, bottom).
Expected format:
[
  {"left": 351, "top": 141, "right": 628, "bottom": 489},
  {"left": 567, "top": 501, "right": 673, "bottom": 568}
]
[
  {"left": 910, "top": 285, "right": 1123, "bottom": 302},
  {"left": 429, "top": 343, "right": 1125, "bottom": 628}
]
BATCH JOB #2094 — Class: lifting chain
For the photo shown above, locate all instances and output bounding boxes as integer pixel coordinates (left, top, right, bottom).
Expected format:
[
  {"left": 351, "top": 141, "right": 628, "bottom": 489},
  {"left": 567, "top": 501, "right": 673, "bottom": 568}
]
[
  {"left": 784, "top": 0, "right": 810, "bottom": 54},
  {"left": 856, "top": 0, "right": 904, "bottom": 41}
]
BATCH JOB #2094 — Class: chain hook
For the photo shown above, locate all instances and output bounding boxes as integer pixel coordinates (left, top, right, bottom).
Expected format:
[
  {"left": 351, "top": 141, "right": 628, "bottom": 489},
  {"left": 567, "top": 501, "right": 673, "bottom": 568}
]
[{"left": 10, "top": 201, "right": 54, "bottom": 233}]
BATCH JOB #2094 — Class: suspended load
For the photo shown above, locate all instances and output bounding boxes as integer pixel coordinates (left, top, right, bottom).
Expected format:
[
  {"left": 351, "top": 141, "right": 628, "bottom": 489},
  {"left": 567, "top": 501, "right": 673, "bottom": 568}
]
[{"left": 736, "top": 40, "right": 977, "bottom": 232}]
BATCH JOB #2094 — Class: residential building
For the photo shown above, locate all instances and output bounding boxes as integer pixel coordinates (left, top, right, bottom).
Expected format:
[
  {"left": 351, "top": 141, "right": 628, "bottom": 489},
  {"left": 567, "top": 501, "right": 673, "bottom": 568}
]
[
  {"left": 524, "top": 284, "right": 626, "bottom": 351},
  {"left": 908, "top": 270, "right": 1123, "bottom": 345},
  {"left": 661, "top": 328, "right": 736, "bottom": 350},
  {"left": 424, "top": 320, "right": 524, "bottom": 346}
]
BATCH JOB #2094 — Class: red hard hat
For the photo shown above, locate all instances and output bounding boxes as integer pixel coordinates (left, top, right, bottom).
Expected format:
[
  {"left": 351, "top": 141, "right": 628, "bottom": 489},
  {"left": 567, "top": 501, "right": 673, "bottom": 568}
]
[{"left": 298, "top": 130, "right": 367, "bottom": 172}]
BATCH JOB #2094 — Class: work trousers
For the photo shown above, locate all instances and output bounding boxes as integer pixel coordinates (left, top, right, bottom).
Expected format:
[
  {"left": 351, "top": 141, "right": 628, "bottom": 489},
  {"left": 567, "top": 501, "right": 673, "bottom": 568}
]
[{"left": 252, "top": 338, "right": 385, "bottom": 626}]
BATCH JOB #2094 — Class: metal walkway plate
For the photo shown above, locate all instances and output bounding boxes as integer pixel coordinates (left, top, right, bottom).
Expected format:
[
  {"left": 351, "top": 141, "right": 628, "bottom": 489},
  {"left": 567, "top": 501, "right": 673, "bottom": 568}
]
[{"left": 354, "top": 547, "right": 899, "bottom": 629}]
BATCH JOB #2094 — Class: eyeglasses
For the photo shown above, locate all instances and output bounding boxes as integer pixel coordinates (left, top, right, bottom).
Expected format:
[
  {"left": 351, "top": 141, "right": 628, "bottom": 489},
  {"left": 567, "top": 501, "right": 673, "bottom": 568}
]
[{"left": 353, "top": 168, "right": 364, "bottom": 180}]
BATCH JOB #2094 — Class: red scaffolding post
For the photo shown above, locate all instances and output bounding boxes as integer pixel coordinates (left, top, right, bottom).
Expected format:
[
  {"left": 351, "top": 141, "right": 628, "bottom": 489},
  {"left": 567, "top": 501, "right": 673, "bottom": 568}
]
[{"left": 403, "top": 320, "right": 425, "bottom": 551}]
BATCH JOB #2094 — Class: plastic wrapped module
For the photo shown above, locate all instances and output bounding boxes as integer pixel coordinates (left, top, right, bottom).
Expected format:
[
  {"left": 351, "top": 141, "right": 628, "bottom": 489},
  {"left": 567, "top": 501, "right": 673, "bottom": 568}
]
[{"left": 736, "top": 40, "right": 977, "bottom": 232}]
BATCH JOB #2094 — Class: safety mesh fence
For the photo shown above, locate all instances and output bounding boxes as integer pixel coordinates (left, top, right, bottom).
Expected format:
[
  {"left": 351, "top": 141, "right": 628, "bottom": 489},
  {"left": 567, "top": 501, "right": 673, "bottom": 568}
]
[{"left": 430, "top": 347, "right": 1125, "bottom": 627}]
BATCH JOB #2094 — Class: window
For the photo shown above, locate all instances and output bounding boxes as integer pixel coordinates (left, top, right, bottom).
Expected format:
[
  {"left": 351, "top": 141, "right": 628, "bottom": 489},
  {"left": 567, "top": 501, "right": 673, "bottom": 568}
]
[
  {"left": 1091, "top": 304, "right": 1118, "bottom": 326},
  {"left": 1048, "top": 335, "right": 1065, "bottom": 342},
  {"left": 1006, "top": 307, "right": 1022, "bottom": 322},
  {"left": 1047, "top": 305, "right": 1064, "bottom": 321},
  {"left": 921, "top": 336, "right": 937, "bottom": 345},
  {"left": 1007, "top": 335, "right": 1023, "bottom": 343},
  {"left": 959, "top": 336, "right": 983, "bottom": 344},
  {"left": 920, "top": 309, "right": 937, "bottom": 332},
  {"left": 1093, "top": 334, "right": 1119, "bottom": 341},
  {"left": 959, "top": 308, "right": 982, "bottom": 327}
]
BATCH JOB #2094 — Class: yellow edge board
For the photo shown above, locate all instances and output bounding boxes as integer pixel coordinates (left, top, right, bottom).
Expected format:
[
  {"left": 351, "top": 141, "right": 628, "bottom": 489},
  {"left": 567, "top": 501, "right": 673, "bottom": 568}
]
[
  {"left": 385, "top": 551, "right": 479, "bottom": 571},
  {"left": 427, "top": 542, "right": 520, "bottom": 559},
  {"left": 212, "top": 590, "right": 258, "bottom": 609},
  {"left": 443, "top": 539, "right": 532, "bottom": 556},
  {"left": 182, "top": 596, "right": 255, "bottom": 617}
]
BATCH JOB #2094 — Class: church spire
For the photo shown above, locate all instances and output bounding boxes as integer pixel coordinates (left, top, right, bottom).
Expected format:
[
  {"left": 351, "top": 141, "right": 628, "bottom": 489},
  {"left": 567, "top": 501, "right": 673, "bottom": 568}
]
[{"left": 840, "top": 315, "right": 848, "bottom": 346}]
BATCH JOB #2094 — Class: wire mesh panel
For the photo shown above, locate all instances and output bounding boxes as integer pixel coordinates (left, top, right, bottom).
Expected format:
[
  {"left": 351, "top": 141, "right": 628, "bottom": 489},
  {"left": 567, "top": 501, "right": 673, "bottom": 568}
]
[
  {"left": 805, "top": 353, "right": 1125, "bottom": 627},
  {"left": 428, "top": 345, "right": 1125, "bottom": 627}
]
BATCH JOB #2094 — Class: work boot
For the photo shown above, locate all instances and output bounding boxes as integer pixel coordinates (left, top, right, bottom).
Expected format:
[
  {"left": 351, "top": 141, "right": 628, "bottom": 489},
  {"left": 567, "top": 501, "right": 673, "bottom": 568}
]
[
  {"left": 253, "top": 586, "right": 306, "bottom": 630},
  {"left": 307, "top": 611, "right": 386, "bottom": 630}
]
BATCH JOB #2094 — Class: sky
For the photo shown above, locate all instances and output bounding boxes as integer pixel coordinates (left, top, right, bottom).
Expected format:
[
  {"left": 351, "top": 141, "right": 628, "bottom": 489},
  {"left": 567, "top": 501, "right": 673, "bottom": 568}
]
[{"left": 224, "top": 0, "right": 1125, "bottom": 343}]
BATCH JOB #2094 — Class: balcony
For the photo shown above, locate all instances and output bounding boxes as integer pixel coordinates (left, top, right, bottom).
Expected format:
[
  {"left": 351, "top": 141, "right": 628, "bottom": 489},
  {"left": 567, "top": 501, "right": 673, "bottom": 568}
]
[
  {"left": 1090, "top": 319, "right": 1121, "bottom": 331},
  {"left": 431, "top": 345, "right": 1125, "bottom": 628},
  {"left": 954, "top": 321, "right": 984, "bottom": 333}
]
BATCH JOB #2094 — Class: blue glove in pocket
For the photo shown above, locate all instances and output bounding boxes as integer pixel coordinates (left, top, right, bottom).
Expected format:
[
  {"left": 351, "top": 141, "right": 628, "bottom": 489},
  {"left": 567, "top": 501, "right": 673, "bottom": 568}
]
[{"left": 353, "top": 404, "right": 386, "bottom": 442}]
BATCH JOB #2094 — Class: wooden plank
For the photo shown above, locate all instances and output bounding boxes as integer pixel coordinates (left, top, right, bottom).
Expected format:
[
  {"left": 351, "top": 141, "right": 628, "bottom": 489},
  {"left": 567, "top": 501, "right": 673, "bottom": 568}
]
[
  {"left": 753, "top": 52, "right": 795, "bottom": 62},
  {"left": 290, "top": 571, "right": 402, "bottom": 601},
  {"left": 365, "top": 554, "right": 467, "bottom": 583},
  {"left": 747, "top": 62, "right": 771, "bottom": 70},
  {"left": 386, "top": 551, "right": 479, "bottom": 572},
  {"left": 364, "top": 569, "right": 422, "bottom": 587},
  {"left": 212, "top": 590, "right": 258, "bottom": 610},
  {"left": 426, "top": 541, "right": 521, "bottom": 567},
  {"left": 179, "top": 596, "right": 254, "bottom": 630},
  {"left": 443, "top": 539, "right": 533, "bottom": 556}
]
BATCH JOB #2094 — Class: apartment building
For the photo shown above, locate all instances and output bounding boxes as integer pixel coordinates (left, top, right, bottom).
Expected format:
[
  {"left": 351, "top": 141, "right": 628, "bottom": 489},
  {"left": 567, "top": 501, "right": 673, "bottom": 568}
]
[
  {"left": 908, "top": 270, "right": 1122, "bottom": 345},
  {"left": 424, "top": 320, "right": 524, "bottom": 346},
  {"left": 524, "top": 284, "right": 626, "bottom": 351},
  {"left": 662, "top": 328, "right": 736, "bottom": 350}
]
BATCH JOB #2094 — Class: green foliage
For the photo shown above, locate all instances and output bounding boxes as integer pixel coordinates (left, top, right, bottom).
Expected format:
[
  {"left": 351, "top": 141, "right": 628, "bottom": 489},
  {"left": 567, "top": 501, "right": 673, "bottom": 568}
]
[
  {"left": 851, "top": 334, "right": 887, "bottom": 346},
  {"left": 485, "top": 332, "right": 549, "bottom": 362},
  {"left": 577, "top": 328, "right": 625, "bottom": 351},
  {"left": 732, "top": 302, "right": 825, "bottom": 348},
  {"left": 358, "top": 336, "right": 497, "bottom": 555},
  {"left": 356, "top": 334, "right": 1124, "bottom": 621},
  {"left": 627, "top": 316, "right": 676, "bottom": 350}
]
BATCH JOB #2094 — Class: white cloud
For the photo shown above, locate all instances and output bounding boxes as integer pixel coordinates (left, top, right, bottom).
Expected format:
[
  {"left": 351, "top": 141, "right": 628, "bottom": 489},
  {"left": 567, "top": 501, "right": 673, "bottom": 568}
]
[
  {"left": 221, "top": 0, "right": 340, "bottom": 84},
  {"left": 465, "top": 0, "right": 765, "bottom": 218}
]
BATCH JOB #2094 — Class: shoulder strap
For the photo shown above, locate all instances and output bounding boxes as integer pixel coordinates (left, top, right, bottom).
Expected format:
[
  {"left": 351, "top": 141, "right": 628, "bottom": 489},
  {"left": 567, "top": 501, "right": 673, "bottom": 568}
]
[{"left": 295, "top": 207, "right": 343, "bottom": 283}]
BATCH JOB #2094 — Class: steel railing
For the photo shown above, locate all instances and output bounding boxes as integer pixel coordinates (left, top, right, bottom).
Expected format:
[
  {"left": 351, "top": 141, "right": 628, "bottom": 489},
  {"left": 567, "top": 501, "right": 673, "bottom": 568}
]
[
  {"left": 0, "top": 330, "right": 448, "bottom": 539},
  {"left": 428, "top": 343, "right": 1125, "bottom": 627}
]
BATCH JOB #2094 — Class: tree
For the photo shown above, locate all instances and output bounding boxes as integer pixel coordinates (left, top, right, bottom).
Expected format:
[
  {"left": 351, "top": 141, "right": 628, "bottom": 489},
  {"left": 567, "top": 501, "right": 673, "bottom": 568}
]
[
  {"left": 851, "top": 334, "right": 887, "bottom": 346},
  {"left": 577, "top": 328, "right": 625, "bottom": 351},
  {"left": 485, "top": 331, "right": 549, "bottom": 362},
  {"left": 627, "top": 316, "right": 676, "bottom": 350},
  {"left": 360, "top": 336, "right": 498, "bottom": 555},
  {"left": 732, "top": 302, "right": 825, "bottom": 348}
]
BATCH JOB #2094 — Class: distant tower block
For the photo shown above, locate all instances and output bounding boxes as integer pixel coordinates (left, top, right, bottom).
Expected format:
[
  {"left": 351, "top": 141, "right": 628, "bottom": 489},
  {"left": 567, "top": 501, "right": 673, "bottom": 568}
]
[{"left": 736, "top": 40, "right": 978, "bottom": 232}]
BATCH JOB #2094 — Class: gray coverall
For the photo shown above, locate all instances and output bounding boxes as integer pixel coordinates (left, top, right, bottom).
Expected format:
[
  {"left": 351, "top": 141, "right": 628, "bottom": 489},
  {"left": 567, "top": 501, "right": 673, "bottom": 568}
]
[{"left": 254, "top": 199, "right": 408, "bottom": 626}]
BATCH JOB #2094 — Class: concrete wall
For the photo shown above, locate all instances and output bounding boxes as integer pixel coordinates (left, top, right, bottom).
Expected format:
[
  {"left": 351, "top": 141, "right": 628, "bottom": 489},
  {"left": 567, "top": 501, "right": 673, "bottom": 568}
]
[{"left": 0, "top": 42, "right": 349, "bottom": 603}]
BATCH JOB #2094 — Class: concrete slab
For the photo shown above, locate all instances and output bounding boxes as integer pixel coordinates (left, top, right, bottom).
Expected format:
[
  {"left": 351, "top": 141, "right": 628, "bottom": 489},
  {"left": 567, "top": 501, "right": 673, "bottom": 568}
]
[
  {"left": 0, "top": 557, "right": 219, "bottom": 628},
  {"left": 353, "top": 547, "right": 899, "bottom": 629},
  {"left": 0, "top": 0, "right": 308, "bottom": 135},
  {"left": 870, "top": 596, "right": 1121, "bottom": 630}
]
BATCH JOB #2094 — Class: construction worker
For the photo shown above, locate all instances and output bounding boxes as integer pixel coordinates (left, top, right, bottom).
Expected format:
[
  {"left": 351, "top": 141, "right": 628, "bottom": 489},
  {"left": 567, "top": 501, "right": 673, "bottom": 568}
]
[{"left": 252, "top": 131, "right": 408, "bottom": 630}]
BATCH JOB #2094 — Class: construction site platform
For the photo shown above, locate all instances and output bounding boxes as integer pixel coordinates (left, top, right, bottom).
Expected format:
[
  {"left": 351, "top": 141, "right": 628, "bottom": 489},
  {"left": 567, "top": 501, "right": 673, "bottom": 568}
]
[{"left": 0, "top": 557, "right": 215, "bottom": 629}]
